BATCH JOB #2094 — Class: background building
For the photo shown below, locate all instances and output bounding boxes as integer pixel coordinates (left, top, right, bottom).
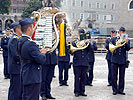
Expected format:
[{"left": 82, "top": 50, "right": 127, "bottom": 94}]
[
  {"left": 61, "top": 0, "right": 133, "bottom": 37},
  {"left": 0, "top": 0, "right": 29, "bottom": 32}
]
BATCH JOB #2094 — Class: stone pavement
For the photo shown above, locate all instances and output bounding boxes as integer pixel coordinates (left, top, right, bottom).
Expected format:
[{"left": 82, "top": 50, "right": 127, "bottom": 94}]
[{"left": 0, "top": 53, "right": 133, "bottom": 100}]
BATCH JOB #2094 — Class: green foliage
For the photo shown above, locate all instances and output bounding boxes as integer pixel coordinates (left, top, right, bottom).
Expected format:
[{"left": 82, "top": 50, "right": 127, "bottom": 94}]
[
  {"left": 56, "top": 0, "right": 62, "bottom": 8},
  {"left": 0, "top": 0, "right": 11, "bottom": 14},
  {"left": 21, "top": 0, "right": 43, "bottom": 18}
]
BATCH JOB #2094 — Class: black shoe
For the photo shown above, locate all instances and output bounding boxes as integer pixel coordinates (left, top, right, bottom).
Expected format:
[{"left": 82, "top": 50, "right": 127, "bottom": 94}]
[
  {"left": 42, "top": 96, "right": 47, "bottom": 100},
  {"left": 107, "top": 84, "right": 112, "bottom": 86},
  {"left": 75, "top": 93, "right": 79, "bottom": 97},
  {"left": 59, "top": 83, "right": 64, "bottom": 86},
  {"left": 4, "top": 77, "right": 10, "bottom": 79},
  {"left": 46, "top": 96, "right": 56, "bottom": 99},
  {"left": 64, "top": 83, "right": 69, "bottom": 86},
  {"left": 80, "top": 93, "right": 87, "bottom": 96},
  {"left": 87, "top": 83, "right": 93, "bottom": 86},
  {"left": 53, "top": 76, "right": 56, "bottom": 78},
  {"left": 118, "top": 92, "right": 126, "bottom": 95},
  {"left": 112, "top": 92, "right": 117, "bottom": 95}
]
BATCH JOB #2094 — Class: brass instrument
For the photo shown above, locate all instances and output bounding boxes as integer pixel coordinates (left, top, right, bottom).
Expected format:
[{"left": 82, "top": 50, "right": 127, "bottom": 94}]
[
  {"left": 69, "top": 40, "right": 90, "bottom": 53},
  {"left": 109, "top": 36, "right": 127, "bottom": 54},
  {"left": 31, "top": 7, "right": 69, "bottom": 53}
]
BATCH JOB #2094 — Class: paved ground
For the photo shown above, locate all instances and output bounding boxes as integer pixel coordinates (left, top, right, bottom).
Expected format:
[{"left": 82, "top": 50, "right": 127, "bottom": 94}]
[{"left": 0, "top": 53, "right": 133, "bottom": 100}]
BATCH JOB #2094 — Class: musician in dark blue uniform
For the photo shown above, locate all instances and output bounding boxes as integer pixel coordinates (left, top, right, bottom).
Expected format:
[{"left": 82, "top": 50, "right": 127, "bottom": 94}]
[
  {"left": 1, "top": 28, "right": 10, "bottom": 79},
  {"left": 111, "top": 27, "right": 130, "bottom": 95},
  {"left": 8, "top": 22, "right": 22, "bottom": 100},
  {"left": 105, "top": 29, "right": 117, "bottom": 86},
  {"left": 40, "top": 51, "right": 57, "bottom": 100},
  {"left": 86, "top": 37, "right": 97, "bottom": 86},
  {"left": 72, "top": 29, "right": 90, "bottom": 97},
  {"left": 58, "top": 39, "right": 70, "bottom": 86},
  {"left": 18, "top": 18, "right": 47, "bottom": 100}
]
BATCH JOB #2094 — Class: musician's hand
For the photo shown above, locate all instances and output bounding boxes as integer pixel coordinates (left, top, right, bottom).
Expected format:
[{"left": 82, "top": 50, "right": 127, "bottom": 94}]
[
  {"left": 126, "top": 39, "right": 129, "bottom": 44},
  {"left": 86, "top": 39, "right": 90, "bottom": 43},
  {"left": 40, "top": 48, "right": 47, "bottom": 54},
  {"left": 45, "top": 46, "right": 52, "bottom": 49}
]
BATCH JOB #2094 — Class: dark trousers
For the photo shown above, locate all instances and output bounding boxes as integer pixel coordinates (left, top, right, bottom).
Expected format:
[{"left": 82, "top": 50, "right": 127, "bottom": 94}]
[
  {"left": 107, "top": 60, "right": 112, "bottom": 85},
  {"left": 73, "top": 66, "right": 88, "bottom": 94},
  {"left": 40, "top": 65, "right": 55, "bottom": 97},
  {"left": 58, "top": 61, "right": 69, "bottom": 84},
  {"left": 8, "top": 74, "right": 21, "bottom": 100},
  {"left": 22, "top": 83, "right": 40, "bottom": 100},
  {"left": 86, "top": 62, "right": 94, "bottom": 84},
  {"left": 3, "top": 57, "right": 10, "bottom": 78},
  {"left": 112, "top": 63, "right": 126, "bottom": 93}
]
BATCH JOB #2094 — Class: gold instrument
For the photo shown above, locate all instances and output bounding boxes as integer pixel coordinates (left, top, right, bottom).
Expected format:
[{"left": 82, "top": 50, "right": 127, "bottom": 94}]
[
  {"left": 31, "top": 7, "right": 69, "bottom": 53},
  {"left": 69, "top": 40, "right": 90, "bottom": 53},
  {"left": 109, "top": 36, "right": 127, "bottom": 54}
]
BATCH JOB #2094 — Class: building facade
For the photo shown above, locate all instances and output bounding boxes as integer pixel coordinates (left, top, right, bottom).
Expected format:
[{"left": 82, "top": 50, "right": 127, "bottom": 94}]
[
  {"left": 0, "top": 0, "right": 29, "bottom": 32},
  {"left": 61, "top": 0, "right": 133, "bottom": 36}
]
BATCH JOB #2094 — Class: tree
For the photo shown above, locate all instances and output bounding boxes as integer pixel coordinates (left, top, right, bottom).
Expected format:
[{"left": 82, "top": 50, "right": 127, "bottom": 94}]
[
  {"left": 21, "top": 0, "right": 43, "bottom": 18},
  {"left": 55, "top": 0, "right": 62, "bottom": 8},
  {"left": 21, "top": 0, "right": 62, "bottom": 18},
  {"left": 0, "top": 0, "right": 11, "bottom": 15}
]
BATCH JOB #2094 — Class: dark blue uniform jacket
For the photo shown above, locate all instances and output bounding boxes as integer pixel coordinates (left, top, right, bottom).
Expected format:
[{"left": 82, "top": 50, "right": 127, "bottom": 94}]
[
  {"left": 111, "top": 37, "right": 130, "bottom": 64},
  {"left": 58, "top": 44, "right": 70, "bottom": 62},
  {"left": 1, "top": 35, "right": 10, "bottom": 57},
  {"left": 72, "top": 41, "right": 90, "bottom": 67},
  {"left": 44, "top": 50, "right": 57, "bottom": 65},
  {"left": 18, "top": 36, "right": 46, "bottom": 85},
  {"left": 8, "top": 33, "right": 21, "bottom": 74},
  {"left": 88, "top": 41, "right": 97, "bottom": 62},
  {"left": 105, "top": 38, "right": 112, "bottom": 61}
]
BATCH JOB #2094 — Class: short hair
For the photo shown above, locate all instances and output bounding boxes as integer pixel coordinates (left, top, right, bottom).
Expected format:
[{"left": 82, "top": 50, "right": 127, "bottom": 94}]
[
  {"left": 21, "top": 24, "right": 32, "bottom": 33},
  {"left": 14, "top": 25, "right": 21, "bottom": 32}
]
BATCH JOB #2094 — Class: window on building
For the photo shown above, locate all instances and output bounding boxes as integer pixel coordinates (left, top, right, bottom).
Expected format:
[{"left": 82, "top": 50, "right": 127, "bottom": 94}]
[
  {"left": 72, "top": 0, "right": 76, "bottom": 6},
  {"left": 96, "top": 14, "right": 99, "bottom": 20},
  {"left": 103, "top": 3, "right": 106, "bottom": 9},
  {"left": 13, "top": 9, "right": 17, "bottom": 13},
  {"left": 80, "top": 13, "right": 84, "bottom": 19},
  {"left": 111, "top": 15, "right": 114, "bottom": 21},
  {"left": 129, "top": 0, "right": 133, "bottom": 10},
  {"left": 112, "top": 4, "right": 115, "bottom": 9},
  {"left": 72, "top": 13, "right": 75, "bottom": 19},
  {"left": 103, "top": 15, "right": 106, "bottom": 20},
  {"left": 0, "top": 20, "right": 2, "bottom": 31},
  {"left": 88, "top": 2, "right": 92, "bottom": 8},
  {"left": 96, "top": 3, "right": 100, "bottom": 8},
  {"left": 80, "top": 1, "right": 84, "bottom": 7}
]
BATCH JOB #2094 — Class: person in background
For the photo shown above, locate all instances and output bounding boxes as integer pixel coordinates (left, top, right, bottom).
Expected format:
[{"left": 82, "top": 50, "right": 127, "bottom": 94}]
[
  {"left": 1, "top": 28, "right": 11, "bottom": 79},
  {"left": 18, "top": 18, "right": 47, "bottom": 100},
  {"left": 86, "top": 32, "right": 97, "bottom": 86},
  {"left": 105, "top": 29, "right": 117, "bottom": 86},
  {"left": 8, "top": 22, "right": 22, "bottom": 100},
  {"left": 111, "top": 27, "right": 130, "bottom": 95},
  {"left": 40, "top": 50, "right": 57, "bottom": 100},
  {"left": 72, "top": 29, "right": 90, "bottom": 97}
]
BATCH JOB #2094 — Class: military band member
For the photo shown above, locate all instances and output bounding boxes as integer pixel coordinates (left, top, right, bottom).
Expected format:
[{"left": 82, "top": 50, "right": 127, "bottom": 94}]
[
  {"left": 86, "top": 33, "right": 97, "bottom": 86},
  {"left": 1, "top": 28, "right": 11, "bottom": 79},
  {"left": 8, "top": 22, "right": 22, "bottom": 100},
  {"left": 111, "top": 27, "right": 130, "bottom": 95},
  {"left": 105, "top": 29, "right": 117, "bottom": 86},
  {"left": 18, "top": 18, "right": 47, "bottom": 100},
  {"left": 72, "top": 29, "right": 90, "bottom": 97},
  {"left": 58, "top": 42, "right": 70, "bottom": 86},
  {"left": 40, "top": 50, "right": 57, "bottom": 100}
]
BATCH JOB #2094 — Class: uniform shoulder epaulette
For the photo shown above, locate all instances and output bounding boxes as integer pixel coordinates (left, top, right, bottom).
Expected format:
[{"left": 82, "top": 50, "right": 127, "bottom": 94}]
[
  {"left": 4, "top": 34, "right": 6, "bottom": 38},
  {"left": 28, "top": 39, "right": 33, "bottom": 42},
  {"left": 13, "top": 35, "right": 19, "bottom": 39}
]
